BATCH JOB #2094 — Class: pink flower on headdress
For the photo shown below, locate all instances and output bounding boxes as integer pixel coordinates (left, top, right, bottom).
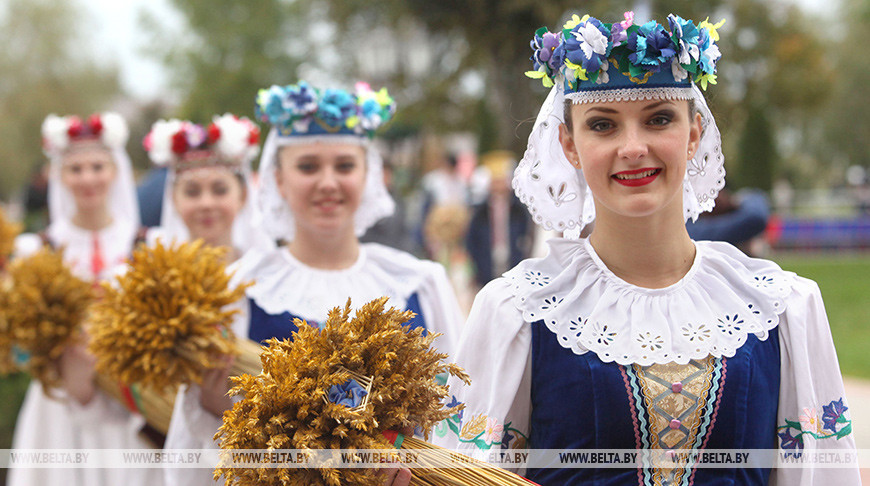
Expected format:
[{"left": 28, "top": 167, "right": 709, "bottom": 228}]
[{"left": 611, "top": 11, "right": 634, "bottom": 47}]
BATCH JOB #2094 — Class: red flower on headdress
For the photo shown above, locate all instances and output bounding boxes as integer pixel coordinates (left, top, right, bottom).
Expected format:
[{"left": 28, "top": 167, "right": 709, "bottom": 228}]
[
  {"left": 88, "top": 114, "right": 103, "bottom": 135},
  {"left": 171, "top": 130, "right": 188, "bottom": 154},
  {"left": 248, "top": 127, "right": 260, "bottom": 145},
  {"left": 207, "top": 123, "right": 221, "bottom": 144},
  {"left": 67, "top": 117, "right": 83, "bottom": 138}
]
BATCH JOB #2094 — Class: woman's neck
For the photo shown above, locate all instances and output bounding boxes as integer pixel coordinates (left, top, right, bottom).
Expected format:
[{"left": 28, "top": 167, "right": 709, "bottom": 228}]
[
  {"left": 202, "top": 233, "right": 240, "bottom": 264},
  {"left": 71, "top": 207, "right": 113, "bottom": 232},
  {"left": 288, "top": 228, "right": 360, "bottom": 270},
  {"left": 588, "top": 206, "right": 695, "bottom": 289}
]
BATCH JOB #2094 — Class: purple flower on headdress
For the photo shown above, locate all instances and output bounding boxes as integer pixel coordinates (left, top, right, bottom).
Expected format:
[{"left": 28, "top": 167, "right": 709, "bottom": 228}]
[
  {"left": 668, "top": 14, "right": 701, "bottom": 65},
  {"left": 530, "top": 29, "right": 565, "bottom": 74},
  {"left": 564, "top": 17, "right": 612, "bottom": 73},
  {"left": 628, "top": 20, "right": 677, "bottom": 71},
  {"left": 822, "top": 398, "right": 849, "bottom": 433},
  {"left": 317, "top": 89, "right": 356, "bottom": 128},
  {"left": 285, "top": 81, "right": 319, "bottom": 118},
  {"left": 610, "top": 11, "right": 635, "bottom": 47},
  {"left": 184, "top": 123, "right": 206, "bottom": 148},
  {"left": 697, "top": 28, "right": 721, "bottom": 74}
]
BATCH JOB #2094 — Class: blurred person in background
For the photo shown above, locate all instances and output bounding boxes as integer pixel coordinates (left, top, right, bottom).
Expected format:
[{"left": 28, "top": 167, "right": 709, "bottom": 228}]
[
  {"left": 360, "top": 157, "right": 420, "bottom": 254},
  {"left": 685, "top": 185, "right": 771, "bottom": 256},
  {"left": 465, "top": 150, "right": 533, "bottom": 290},
  {"left": 10, "top": 113, "right": 162, "bottom": 486}
]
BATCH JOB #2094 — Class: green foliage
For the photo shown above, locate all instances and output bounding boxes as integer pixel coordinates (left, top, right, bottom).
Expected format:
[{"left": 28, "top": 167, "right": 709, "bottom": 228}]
[
  {"left": 140, "top": 0, "right": 304, "bottom": 123},
  {"left": 0, "top": 0, "right": 122, "bottom": 198},
  {"left": 736, "top": 105, "right": 777, "bottom": 191}
]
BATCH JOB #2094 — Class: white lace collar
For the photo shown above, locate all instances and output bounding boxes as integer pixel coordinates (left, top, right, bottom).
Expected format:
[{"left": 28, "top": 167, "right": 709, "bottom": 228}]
[
  {"left": 505, "top": 238, "right": 796, "bottom": 366},
  {"left": 230, "top": 243, "right": 431, "bottom": 324}
]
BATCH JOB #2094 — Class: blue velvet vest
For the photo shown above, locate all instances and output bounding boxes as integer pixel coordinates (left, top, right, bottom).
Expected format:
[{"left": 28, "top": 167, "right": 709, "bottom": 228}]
[
  {"left": 526, "top": 320, "right": 780, "bottom": 486},
  {"left": 247, "top": 292, "right": 427, "bottom": 343}
]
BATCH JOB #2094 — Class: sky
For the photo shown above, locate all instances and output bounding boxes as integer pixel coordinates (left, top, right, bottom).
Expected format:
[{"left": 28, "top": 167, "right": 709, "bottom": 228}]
[{"left": 85, "top": 0, "right": 837, "bottom": 103}]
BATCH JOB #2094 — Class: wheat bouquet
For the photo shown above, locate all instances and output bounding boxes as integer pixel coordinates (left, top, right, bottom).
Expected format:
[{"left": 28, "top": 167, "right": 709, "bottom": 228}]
[
  {"left": 88, "top": 239, "right": 259, "bottom": 433},
  {"left": 215, "top": 297, "right": 537, "bottom": 486}
]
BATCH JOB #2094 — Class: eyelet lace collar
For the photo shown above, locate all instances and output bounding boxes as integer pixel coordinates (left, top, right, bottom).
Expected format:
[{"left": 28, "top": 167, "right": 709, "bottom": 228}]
[{"left": 505, "top": 238, "right": 796, "bottom": 365}]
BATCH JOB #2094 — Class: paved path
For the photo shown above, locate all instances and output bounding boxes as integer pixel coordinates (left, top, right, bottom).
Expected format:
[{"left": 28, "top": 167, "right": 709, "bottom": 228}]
[{"left": 844, "top": 377, "right": 869, "bottom": 483}]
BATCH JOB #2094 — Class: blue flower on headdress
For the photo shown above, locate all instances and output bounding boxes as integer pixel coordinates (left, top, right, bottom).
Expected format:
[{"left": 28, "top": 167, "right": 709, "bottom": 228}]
[
  {"left": 285, "top": 81, "right": 319, "bottom": 118},
  {"left": 564, "top": 17, "right": 612, "bottom": 74},
  {"left": 628, "top": 20, "right": 677, "bottom": 72},
  {"left": 696, "top": 27, "right": 721, "bottom": 74},
  {"left": 530, "top": 29, "right": 565, "bottom": 75},
  {"left": 668, "top": 14, "right": 701, "bottom": 66},
  {"left": 317, "top": 89, "right": 356, "bottom": 128},
  {"left": 255, "top": 86, "right": 291, "bottom": 126}
]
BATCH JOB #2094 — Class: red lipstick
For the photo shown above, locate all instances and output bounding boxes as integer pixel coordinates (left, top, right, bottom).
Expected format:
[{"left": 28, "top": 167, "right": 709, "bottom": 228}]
[{"left": 612, "top": 168, "right": 661, "bottom": 187}]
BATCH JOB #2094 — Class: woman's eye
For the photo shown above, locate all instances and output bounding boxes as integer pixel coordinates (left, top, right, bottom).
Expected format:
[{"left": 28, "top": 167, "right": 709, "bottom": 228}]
[
  {"left": 183, "top": 186, "right": 201, "bottom": 198},
  {"left": 648, "top": 112, "right": 674, "bottom": 126},
  {"left": 587, "top": 119, "right": 613, "bottom": 132},
  {"left": 296, "top": 163, "right": 317, "bottom": 173},
  {"left": 212, "top": 184, "right": 229, "bottom": 196},
  {"left": 336, "top": 162, "right": 357, "bottom": 173}
]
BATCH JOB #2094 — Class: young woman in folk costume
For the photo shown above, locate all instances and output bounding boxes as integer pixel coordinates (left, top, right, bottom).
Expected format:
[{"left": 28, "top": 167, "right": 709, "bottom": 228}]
[
  {"left": 9, "top": 113, "right": 164, "bottom": 486},
  {"left": 141, "top": 114, "right": 271, "bottom": 486},
  {"left": 162, "top": 82, "right": 462, "bottom": 486},
  {"left": 434, "top": 12, "right": 859, "bottom": 485}
]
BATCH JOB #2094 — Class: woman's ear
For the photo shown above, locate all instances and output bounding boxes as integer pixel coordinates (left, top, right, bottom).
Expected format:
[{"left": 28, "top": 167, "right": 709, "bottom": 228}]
[
  {"left": 558, "top": 123, "right": 581, "bottom": 169},
  {"left": 687, "top": 112, "right": 702, "bottom": 161}
]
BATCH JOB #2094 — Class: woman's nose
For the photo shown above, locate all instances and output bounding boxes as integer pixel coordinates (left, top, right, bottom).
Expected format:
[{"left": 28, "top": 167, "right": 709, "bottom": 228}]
[{"left": 617, "top": 126, "right": 649, "bottom": 161}]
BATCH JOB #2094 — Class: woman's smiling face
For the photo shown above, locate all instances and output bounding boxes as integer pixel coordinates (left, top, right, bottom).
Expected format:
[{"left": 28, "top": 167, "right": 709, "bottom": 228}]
[
  {"left": 275, "top": 142, "right": 367, "bottom": 239},
  {"left": 559, "top": 98, "right": 702, "bottom": 222}
]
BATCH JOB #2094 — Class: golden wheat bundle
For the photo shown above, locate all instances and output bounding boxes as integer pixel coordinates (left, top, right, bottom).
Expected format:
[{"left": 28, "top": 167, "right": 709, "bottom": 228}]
[
  {"left": 89, "top": 239, "right": 256, "bottom": 392},
  {"left": 1, "top": 247, "right": 94, "bottom": 392},
  {"left": 423, "top": 204, "right": 470, "bottom": 247},
  {"left": 0, "top": 206, "right": 22, "bottom": 271},
  {"left": 214, "top": 297, "right": 534, "bottom": 486}
]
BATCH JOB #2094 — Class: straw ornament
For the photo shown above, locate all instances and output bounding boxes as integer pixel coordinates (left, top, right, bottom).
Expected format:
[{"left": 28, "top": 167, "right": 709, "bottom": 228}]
[
  {"left": 215, "top": 297, "right": 470, "bottom": 485},
  {"left": 89, "top": 239, "right": 254, "bottom": 391}
]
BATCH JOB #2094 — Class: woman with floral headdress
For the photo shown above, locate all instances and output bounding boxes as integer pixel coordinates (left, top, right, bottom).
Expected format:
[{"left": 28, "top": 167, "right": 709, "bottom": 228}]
[
  {"left": 142, "top": 114, "right": 271, "bottom": 486},
  {"left": 433, "top": 12, "right": 859, "bottom": 485},
  {"left": 10, "top": 113, "right": 163, "bottom": 486},
  {"left": 162, "top": 82, "right": 461, "bottom": 486}
]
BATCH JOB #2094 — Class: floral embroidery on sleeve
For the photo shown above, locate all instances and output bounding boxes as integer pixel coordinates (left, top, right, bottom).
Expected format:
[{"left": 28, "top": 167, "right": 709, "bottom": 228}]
[
  {"left": 435, "top": 395, "right": 528, "bottom": 450},
  {"left": 777, "top": 398, "right": 852, "bottom": 455}
]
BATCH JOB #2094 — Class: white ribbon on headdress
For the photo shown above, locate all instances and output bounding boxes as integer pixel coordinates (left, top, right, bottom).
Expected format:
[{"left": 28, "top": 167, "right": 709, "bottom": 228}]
[
  {"left": 254, "top": 128, "right": 395, "bottom": 242},
  {"left": 512, "top": 83, "right": 725, "bottom": 237},
  {"left": 47, "top": 145, "right": 141, "bottom": 233}
]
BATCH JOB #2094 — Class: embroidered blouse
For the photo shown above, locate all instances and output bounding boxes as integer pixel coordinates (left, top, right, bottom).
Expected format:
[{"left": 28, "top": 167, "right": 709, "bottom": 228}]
[{"left": 433, "top": 238, "right": 859, "bottom": 485}]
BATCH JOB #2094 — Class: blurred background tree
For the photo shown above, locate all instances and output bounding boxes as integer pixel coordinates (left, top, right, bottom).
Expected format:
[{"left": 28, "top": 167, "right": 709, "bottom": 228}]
[
  {"left": 139, "top": 0, "right": 304, "bottom": 124},
  {"left": 0, "top": 0, "right": 121, "bottom": 199}
]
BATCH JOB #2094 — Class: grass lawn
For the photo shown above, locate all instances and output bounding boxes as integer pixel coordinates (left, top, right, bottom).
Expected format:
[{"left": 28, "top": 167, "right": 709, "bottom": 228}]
[{"left": 772, "top": 252, "right": 870, "bottom": 379}]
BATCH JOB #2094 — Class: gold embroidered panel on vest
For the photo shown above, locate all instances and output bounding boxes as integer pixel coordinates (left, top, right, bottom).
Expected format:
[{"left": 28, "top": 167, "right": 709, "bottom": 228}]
[{"left": 632, "top": 356, "right": 720, "bottom": 485}]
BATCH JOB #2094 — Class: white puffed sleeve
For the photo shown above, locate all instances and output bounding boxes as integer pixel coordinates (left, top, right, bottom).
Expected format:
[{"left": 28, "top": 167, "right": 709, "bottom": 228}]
[
  {"left": 431, "top": 278, "right": 532, "bottom": 474},
  {"left": 414, "top": 261, "right": 464, "bottom": 360},
  {"left": 163, "top": 297, "right": 249, "bottom": 486},
  {"left": 773, "top": 277, "right": 860, "bottom": 485}
]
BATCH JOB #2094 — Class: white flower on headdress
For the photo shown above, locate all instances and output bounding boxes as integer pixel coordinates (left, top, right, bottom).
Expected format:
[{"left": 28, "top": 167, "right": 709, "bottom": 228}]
[
  {"left": 574, "top": 22, "right": 609, "bottom": 61},
  {"left": 146, "top": 119, "right": 184, "bottom": 166},
  {"left": 41, "top": 114, "right": 70, "bottom": 154},
  {"left": 212, "top": 114, "right": 259, "bottom": 163},
  {"left": 595, "top": 62, "right": 610, "bottom": 84},
  {"left": 671, "top": 58, "right": 689, "bottom": 82},
  {"left": 99, "top": 112, "right": 129, "bottom": 150}
]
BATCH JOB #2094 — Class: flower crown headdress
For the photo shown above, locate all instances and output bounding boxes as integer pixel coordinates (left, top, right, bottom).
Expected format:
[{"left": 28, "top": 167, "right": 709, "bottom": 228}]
[
  {"left": 527, "top": 12, "right": 725, "bottom": 102},
  {"left": 144, "top": 114, "right": 260, "bottom": 170},
  {"left": 255, "top": 81, "right": 396, "bottom": 138},
  {"left": 41, "top": 113, "right": 129, "bottom": 157},
  {"left": 513, "top": 12, "right": 728, "bottom": 236}
]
